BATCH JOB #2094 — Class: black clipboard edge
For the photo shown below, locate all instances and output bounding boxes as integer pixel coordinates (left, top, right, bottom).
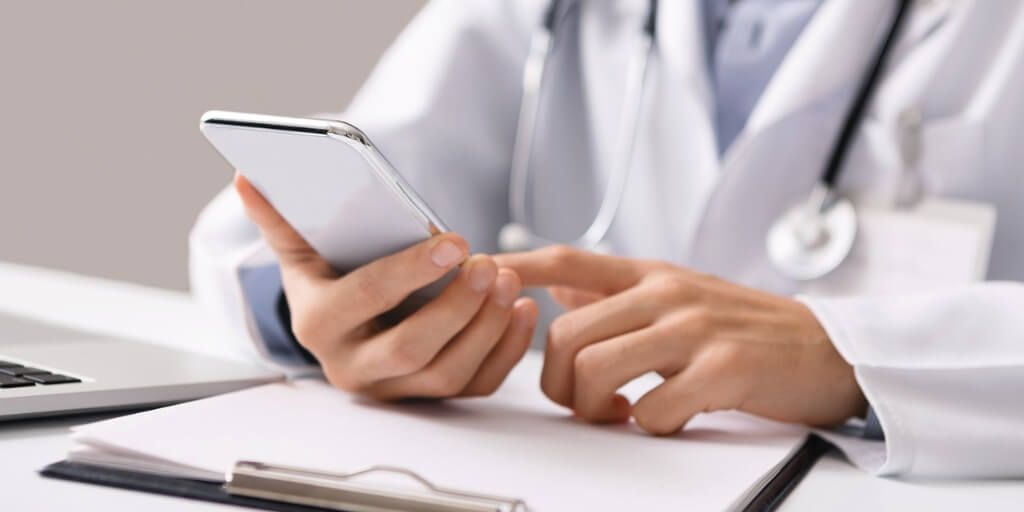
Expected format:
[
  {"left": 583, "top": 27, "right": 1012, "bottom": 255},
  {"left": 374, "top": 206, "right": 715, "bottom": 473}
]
[
  {"left": 742, "top": 434, "right": 832, "bottom": 512},
  {"left": 40, "top": 434, "right": 831, "bottom": 512},
  {"left": 40, "top": 460, "right": 336, "bottom": 512}
]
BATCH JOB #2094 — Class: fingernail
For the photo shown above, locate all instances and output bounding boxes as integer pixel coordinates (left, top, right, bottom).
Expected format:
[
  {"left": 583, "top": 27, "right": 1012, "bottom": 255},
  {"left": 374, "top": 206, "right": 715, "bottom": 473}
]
[
  {"left": 469, "top": 258, "right": 497, "bottom": 292},
  {"left": 610, "top": 395, "right": 633, "bottom": 423},
  {"left": 431, "top": 240, "right": 464, "bottom": 268},
  {"left": 513, "top": 301, "right": 536, "bottom": 331},
  {"left": 493, "top": 271, "right": 518, "bottom": 307}
]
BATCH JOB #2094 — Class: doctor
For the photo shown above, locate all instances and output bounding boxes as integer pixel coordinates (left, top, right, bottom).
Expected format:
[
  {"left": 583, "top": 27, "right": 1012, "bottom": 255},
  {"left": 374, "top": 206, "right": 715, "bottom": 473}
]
[{"left": 191, "top": 0, "right": 1024, "bottom": 478}]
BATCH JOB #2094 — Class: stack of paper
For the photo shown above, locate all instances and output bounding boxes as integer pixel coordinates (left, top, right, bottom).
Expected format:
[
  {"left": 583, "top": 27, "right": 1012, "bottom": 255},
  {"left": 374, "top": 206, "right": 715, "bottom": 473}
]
[{"left": 67, "top": 352, "right": 808, "bottom": 511}]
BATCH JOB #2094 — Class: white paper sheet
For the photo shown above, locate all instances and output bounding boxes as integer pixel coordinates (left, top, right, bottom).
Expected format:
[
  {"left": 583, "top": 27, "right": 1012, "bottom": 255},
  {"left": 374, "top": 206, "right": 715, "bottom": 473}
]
[{"left": 71, "top": 353, "right": 806, "bottom": 511}]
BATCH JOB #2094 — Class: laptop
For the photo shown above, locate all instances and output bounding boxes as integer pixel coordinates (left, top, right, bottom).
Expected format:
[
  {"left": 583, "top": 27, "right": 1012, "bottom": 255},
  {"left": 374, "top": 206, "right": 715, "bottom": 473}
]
[{"left": 0, "top": 310, "right": 280, "bottom": 421}]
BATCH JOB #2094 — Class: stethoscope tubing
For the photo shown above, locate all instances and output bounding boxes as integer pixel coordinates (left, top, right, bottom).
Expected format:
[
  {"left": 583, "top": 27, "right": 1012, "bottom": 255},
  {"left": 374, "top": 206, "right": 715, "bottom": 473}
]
[
  {"left": 820, "top": 0, "right": 912, "bottom": 190},
  {"left": 768, "top": 0, "right": 912, "bottom": 281},
  {"left": 506, "top": 0, "right": 911, "bottom": 277},
  {"left": 506, "top": 0, "right": 657, "bottom": 251},
  {"left": 508, "top": 30, "right": 553, "bottom": 229},
  {"left": 577, "top": 25, "right": 653, "bottom": 249}
]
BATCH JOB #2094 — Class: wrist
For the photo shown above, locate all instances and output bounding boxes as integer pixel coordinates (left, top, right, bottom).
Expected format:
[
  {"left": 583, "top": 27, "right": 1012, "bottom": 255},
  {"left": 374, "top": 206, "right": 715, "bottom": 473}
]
[{"left": 796, "top": 302, "right": 867, "bottom": 425}]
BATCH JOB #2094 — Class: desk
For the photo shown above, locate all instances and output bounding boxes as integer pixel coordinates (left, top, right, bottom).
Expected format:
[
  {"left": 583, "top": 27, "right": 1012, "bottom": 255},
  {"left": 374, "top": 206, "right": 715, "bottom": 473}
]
[{"left": 1, "top": 262, "right": 1021, "bottom": 510}]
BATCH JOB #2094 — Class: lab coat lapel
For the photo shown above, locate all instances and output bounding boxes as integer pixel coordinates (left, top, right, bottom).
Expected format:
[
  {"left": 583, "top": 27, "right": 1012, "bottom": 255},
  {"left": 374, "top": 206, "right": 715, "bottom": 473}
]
[
  {"left": 686, "top": 0, "right": 907, "bottom": 290},
  {"left": 737, "top": 0, "right": 899, "bottom": 142},
  {"left": 743, "top": 0, "right": 953, "bottom": 131},
  {"left": 654, "top": 0, "right": 715, "bottom": 120},
  {"left": 605, "top": 0, "right": 721, "bottom": 260},
  {"left": 630, "top": 0, "right": 720, "bottom": 257}
]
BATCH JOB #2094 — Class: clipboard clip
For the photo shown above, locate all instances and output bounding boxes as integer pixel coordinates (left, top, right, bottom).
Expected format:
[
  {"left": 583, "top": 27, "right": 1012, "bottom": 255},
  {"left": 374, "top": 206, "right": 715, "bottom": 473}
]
[{"left": 225, "top": 460, "right": 530, "bottom": 512}]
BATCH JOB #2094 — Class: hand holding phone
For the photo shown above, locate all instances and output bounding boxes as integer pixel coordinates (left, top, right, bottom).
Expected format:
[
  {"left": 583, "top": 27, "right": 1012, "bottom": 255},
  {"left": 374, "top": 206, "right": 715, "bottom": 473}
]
[
  {"left": 201, "top": 111, "right": 537, "bottom": 398},
  {"left": 235, "top": 175, "right": 537, "bottom": 399}
]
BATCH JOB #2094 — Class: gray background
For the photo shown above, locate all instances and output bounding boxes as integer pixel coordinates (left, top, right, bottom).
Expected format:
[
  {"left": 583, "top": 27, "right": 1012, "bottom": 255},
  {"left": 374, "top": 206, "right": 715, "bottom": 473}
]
[{"left": 0, "top": 1, "right": 424, "bottom": 290}]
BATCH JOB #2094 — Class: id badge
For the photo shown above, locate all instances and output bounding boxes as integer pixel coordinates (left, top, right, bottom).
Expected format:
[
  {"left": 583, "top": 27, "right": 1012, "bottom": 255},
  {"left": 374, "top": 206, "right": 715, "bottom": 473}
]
[{"left": 801, "top": 198, "right": 996, "bottom": 296}]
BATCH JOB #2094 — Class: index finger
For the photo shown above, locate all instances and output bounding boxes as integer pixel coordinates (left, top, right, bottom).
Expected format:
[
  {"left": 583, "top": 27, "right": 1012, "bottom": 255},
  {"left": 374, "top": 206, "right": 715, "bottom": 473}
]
[{"left": 494, "top": 245, "right": 643, "bottom": 294}]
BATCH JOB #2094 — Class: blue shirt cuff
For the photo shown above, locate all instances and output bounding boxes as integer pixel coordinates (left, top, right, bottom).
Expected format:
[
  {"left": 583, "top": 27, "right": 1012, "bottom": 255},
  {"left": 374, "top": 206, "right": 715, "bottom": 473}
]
[
  {"left": 862, "top": 405, "right": 885, "bottom": 440},
  {"left": 238, "top": 264, "right": 317, "bottom": 367}
]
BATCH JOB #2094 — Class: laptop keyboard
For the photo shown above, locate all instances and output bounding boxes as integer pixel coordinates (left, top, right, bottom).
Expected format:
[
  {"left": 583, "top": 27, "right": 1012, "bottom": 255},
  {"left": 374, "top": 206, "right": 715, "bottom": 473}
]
[{"left": 0, "top": 360, "right": 81, "bottom": 388}]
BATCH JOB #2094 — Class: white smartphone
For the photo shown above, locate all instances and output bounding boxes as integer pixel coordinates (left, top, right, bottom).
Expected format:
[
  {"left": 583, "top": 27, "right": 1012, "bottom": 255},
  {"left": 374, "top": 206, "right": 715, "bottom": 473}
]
[{"left": 200, "top": 111, "right": 452, "bottom": 312}]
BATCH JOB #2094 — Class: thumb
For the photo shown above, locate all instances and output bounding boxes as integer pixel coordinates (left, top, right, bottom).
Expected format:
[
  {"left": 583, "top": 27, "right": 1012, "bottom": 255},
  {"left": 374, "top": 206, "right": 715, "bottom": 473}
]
[
  {"left": 234, "top": 173, "right": 332, "bottom": 278},
  {"left": 631, "top": 353, "right": 747, "bottom": 436}
]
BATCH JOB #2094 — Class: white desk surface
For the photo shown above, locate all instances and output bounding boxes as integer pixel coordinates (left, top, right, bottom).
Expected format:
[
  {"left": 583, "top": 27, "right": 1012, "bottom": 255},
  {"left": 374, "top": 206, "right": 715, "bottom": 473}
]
[{"left": 1, "top": 261, "right": 1021, "bottom": 510}]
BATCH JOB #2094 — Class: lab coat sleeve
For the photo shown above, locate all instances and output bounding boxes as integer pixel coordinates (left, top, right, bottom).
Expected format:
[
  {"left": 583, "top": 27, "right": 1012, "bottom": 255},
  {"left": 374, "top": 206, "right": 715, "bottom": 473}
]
[
  {"left": 188, "top": 0, "right": 538, "bottom": 368},
  {"left": 801, "top": 282, "right": 1024, "bottom": 478},
  {"left": 188, "top": 186, "right": 288, "bottom": 367}
]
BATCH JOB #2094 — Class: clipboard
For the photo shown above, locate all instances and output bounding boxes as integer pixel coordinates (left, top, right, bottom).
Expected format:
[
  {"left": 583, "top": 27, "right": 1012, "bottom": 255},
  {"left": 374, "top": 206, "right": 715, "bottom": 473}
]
[
  {"left": 43, "top": 357, "right": 827, "bottom": 510},
  {"left": 40, "top": 435, "right": 831, "bottom": 512}
]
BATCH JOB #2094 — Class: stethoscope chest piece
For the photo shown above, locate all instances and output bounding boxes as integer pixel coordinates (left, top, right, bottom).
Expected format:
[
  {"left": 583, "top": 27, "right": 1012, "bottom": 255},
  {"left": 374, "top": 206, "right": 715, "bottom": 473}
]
[
  {"left": 765, "top": 0, "right": 908, "bottom": 282},
  {"left": 766, "top": 190, "right": 857, "bottom": 281}
]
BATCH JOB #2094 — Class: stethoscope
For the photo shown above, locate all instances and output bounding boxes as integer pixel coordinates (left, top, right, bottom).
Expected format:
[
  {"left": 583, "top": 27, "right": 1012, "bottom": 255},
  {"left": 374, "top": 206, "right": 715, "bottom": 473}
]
[
  {"left": 499, "top": 0, "right": 911, "bottom": 282},
  {"left": 498, "top": 0, "right": 656, "bottom": 255}
]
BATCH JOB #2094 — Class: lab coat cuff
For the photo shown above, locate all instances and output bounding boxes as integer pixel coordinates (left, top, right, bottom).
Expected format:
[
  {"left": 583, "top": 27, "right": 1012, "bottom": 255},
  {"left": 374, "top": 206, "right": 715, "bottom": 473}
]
[{"left": 797, "top": 295, "right": 905, "bottom": 475}]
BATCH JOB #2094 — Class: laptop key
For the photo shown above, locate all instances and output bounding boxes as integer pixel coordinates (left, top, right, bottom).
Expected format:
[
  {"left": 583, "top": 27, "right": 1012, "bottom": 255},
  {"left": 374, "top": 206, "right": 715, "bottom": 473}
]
[
  {"left": 0, "top": 366, "right": 51, "bottom": 377},
  {"left": 0, "top": 375, "right": 36, "bottom": 388},
  {"left": 24, "top": 373, "right": 81, "bottom": 385}
]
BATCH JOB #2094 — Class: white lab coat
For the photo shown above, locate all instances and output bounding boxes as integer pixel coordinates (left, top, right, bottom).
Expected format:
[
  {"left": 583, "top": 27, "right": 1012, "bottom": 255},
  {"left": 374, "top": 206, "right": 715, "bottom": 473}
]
[{"left": 189, "top": 0, "right": 1024, "bottom": 478}]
